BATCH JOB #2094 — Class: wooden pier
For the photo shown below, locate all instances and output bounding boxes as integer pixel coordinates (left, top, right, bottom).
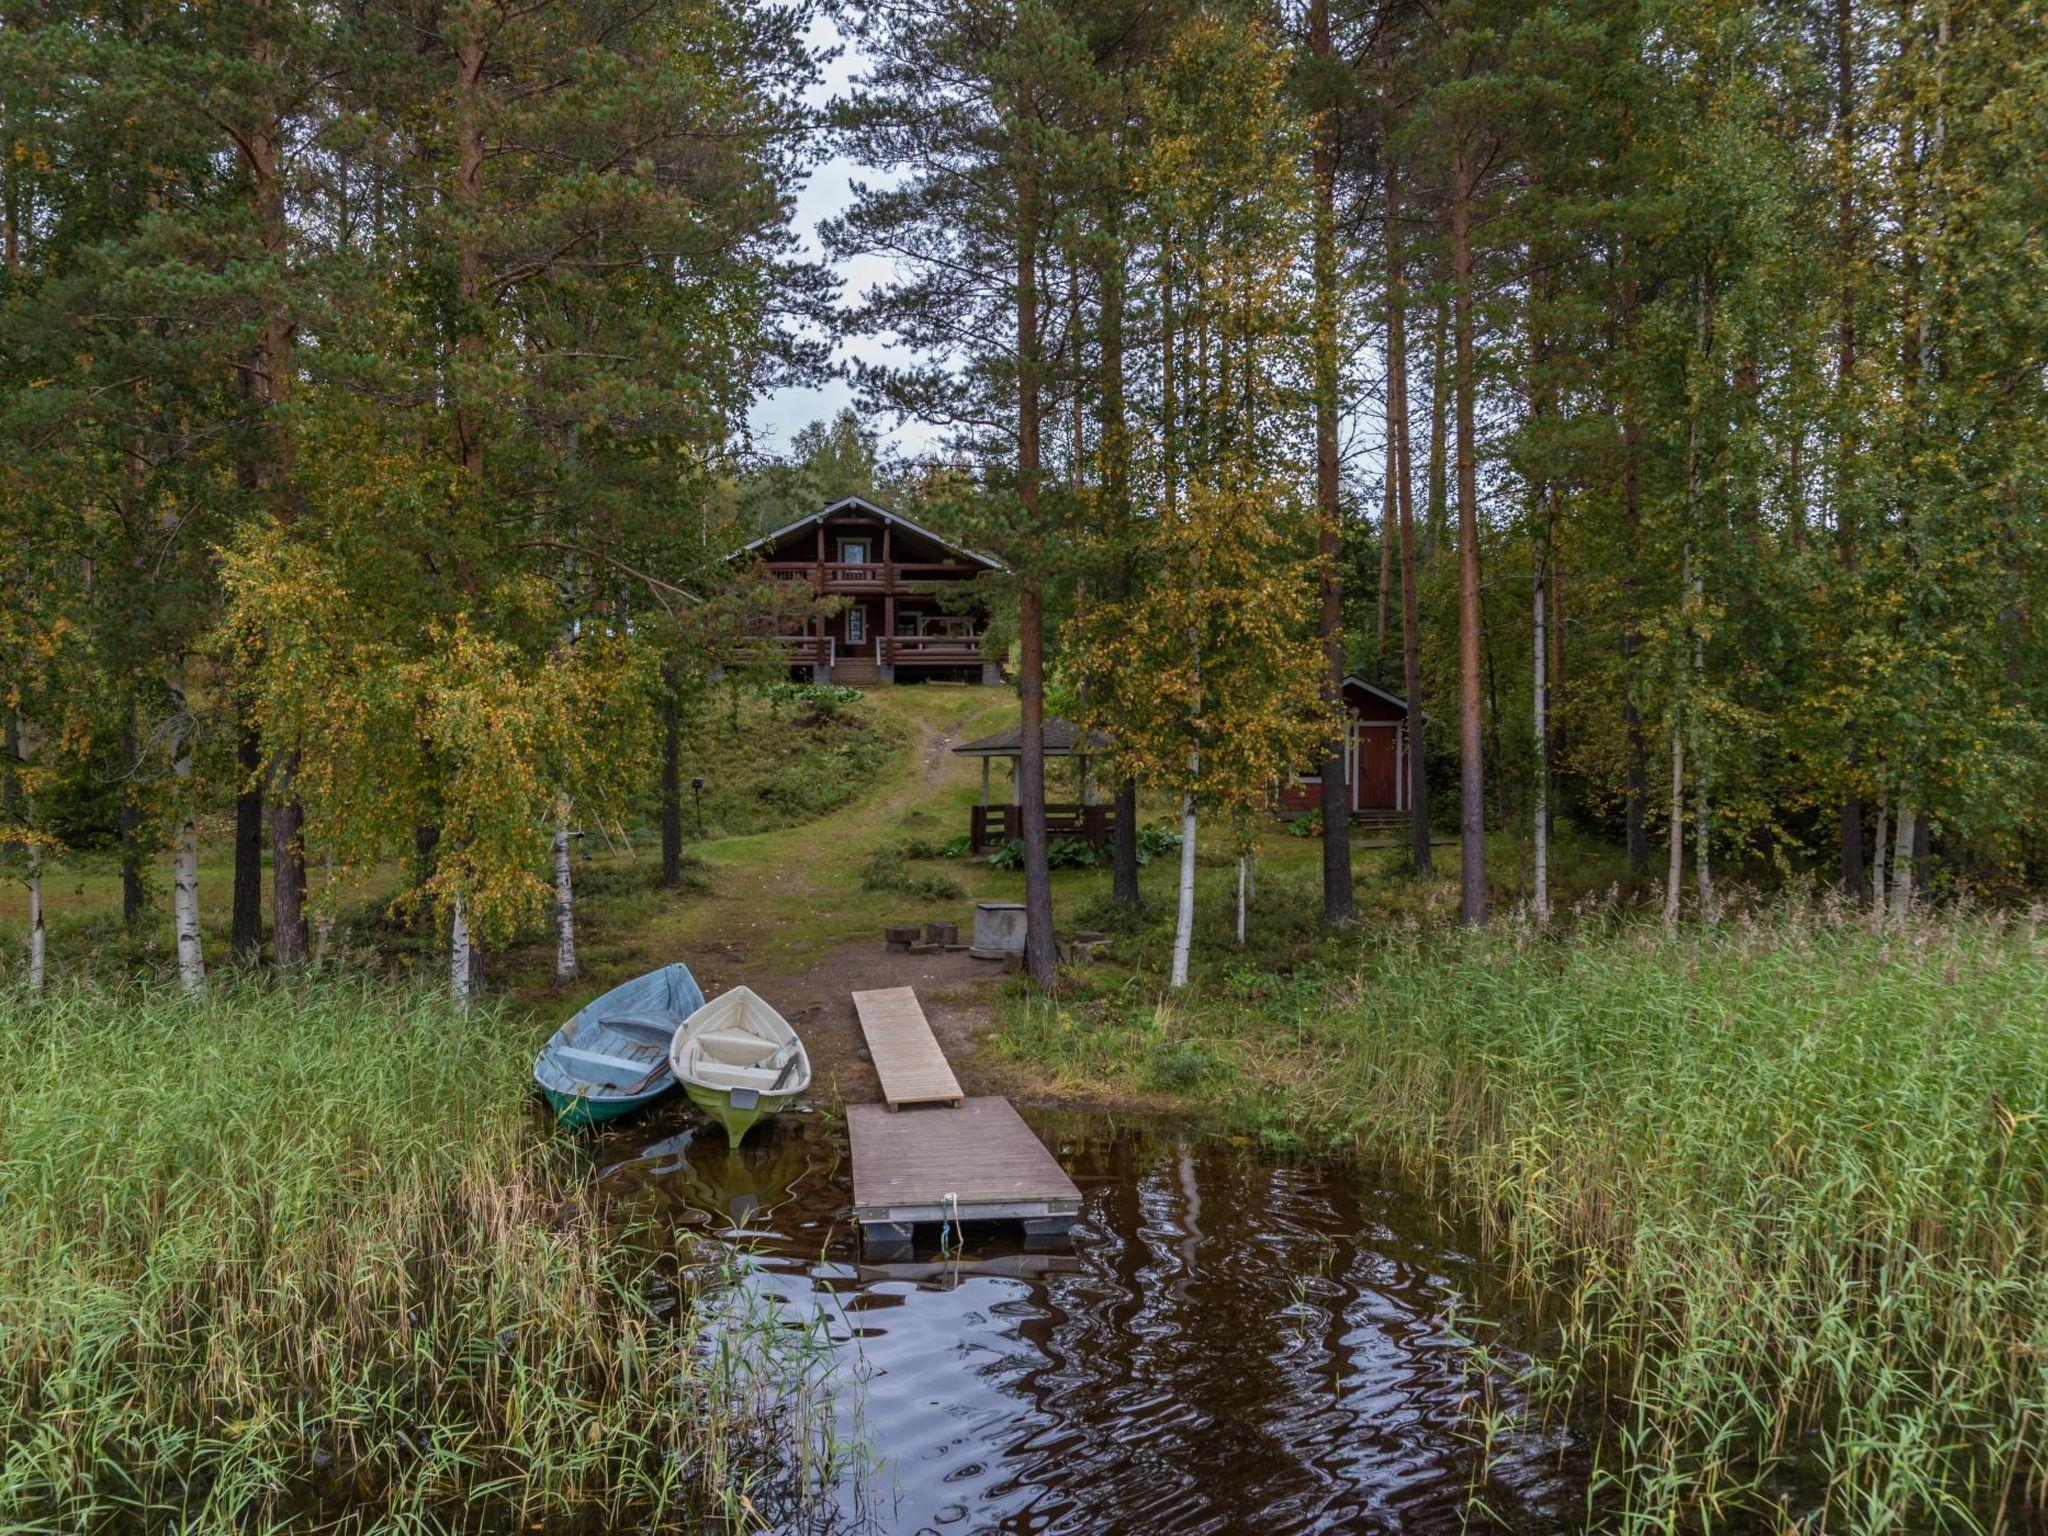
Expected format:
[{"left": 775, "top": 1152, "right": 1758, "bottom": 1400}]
[
  {"left": 844, "top": 985, "right": 1078, "bottom": 1251},
  {"left": 848, "top": 1097, "right": 1081, "bottom": 1249},
  {"left": 852, "top": 986, "right": 964, "bottom": 1109}
]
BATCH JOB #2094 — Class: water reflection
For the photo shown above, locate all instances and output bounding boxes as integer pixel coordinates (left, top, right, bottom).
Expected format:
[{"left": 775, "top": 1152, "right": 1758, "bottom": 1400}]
[{"left": 589, "top": 1108, "right": 1590, "bottom": 1535}]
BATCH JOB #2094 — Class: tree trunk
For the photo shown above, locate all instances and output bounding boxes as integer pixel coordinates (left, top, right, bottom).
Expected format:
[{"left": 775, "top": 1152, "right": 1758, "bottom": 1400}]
[
  {"left": 313, "top": 851, "right": 335, "bottom": 965},
  {"left": 1619, "top": 255, "right": 1650, "bottom": 885},
  {"left": 1664, "top": 714, "right": 1685, "bottom": 928},
  {"left": 26, "top": 830, "right": 43, "bottom": 993},
  {"left": 1834, "top": 0, "right": 1867, "bottom": 901},
  {"left": 450, "top": 893, "right": 472, "bottom": 1006},
  {"left": 1171, "top": 789, "right": 1198, "bottom": 988},
  {"left": 1889, "top": 807, "right": 1916, "bottom": 917},
  {"left": 660, "top": 669, "right": 683, "bottom": 889},
  {"left": 231, "top": 716, "right": 264, "bottom": 963},
  {"left": 1112, "top": 777, "right": 1140, "bottom": 906},
  {"left": 1381, "top": 75, "right": 1431, "bottom": 878},
  {"left": 1235, "top": 853, "right": 1249, "bottom": 945},
  {"left": 1533, "top": 560, "right": 1549, "bottom": 921},
  {"left": 1871, "top": 797, "right": 1889, "bottom": 909},
  {"left": 1312, "top": 0, "right": 1353, "bottom": 925},
  {"left": 1449, "top": 147, "right": 1487, "bottom": 926},
  {"left": 172, "top": 726, "right": 205, "bottom": 994},
  {"left": 452, "top": 15, "right": 488, "bottom": 482},
  {"left": 1012, "top": 150, "right": 1056, "bottom": 985},
  {"left": 554, "top": 806, "right": 577, "bottom": 981},
  {"left": 271, "top": 758, "right": 308, "bottom": 967},
  {"left": 1424, "top": 295, "right": 1450, "bottom": 564},
  {"left": 120, "top": 708, "right": 145, "bottom": 926}
]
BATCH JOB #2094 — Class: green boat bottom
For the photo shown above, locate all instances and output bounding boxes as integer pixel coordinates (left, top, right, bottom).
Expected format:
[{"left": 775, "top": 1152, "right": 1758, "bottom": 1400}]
[
  {"left": 685, "top": 1080, "right": 800, "bottom": 1146},
  {"left": 544, "top": 1088, "right": 651, "bottom": 1128}
]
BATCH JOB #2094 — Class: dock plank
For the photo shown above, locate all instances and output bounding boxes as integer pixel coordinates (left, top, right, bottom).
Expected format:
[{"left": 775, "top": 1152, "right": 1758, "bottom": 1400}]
[
  {"left": 848, "top": 1097, "right": 1081, "bottom": 1225},
  {"left": 851, "top": 986, "right": 963, "bottom": 1109}
]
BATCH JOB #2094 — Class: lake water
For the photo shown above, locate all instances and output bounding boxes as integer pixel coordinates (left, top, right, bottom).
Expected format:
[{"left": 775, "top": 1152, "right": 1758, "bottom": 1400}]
[{"left": 585, "top": 1106, "right": 1596, "bottom": 1535}]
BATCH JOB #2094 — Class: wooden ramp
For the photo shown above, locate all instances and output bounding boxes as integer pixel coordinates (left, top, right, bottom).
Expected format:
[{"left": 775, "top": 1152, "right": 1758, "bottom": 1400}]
[
  {"left": 852, "top": 986, "right": 963, "bottom": 1109},
  {"left": 848, "top": 1097, "right": 1081, "bottom": 1244}
]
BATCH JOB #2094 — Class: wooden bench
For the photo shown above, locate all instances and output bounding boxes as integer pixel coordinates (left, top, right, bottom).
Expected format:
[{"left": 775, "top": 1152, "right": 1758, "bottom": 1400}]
[{"left": 851, "top": 986, "right": 963, "bottom": 1109}]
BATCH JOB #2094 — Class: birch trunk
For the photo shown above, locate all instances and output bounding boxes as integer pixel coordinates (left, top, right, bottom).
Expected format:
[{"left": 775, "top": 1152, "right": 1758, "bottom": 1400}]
[
  {"left": 450, "top": 894, "right": 472, "bottom": 1007},
  {"left": 172, "top": 730, "right": 205, "bottom": 993},
  {"left": 1235, "top": 854, "right": 1249, "bottom": 945},
  {"left": 313, "top": 850, "right": 335, "bottom": 965},
  {"left": 1171, "top": 790, "right": 1198, "bottom": 988},
  {"left": 1664, "top": 722, "right": 1685, "bottom": 929},
  {"left": 1889, "top": 808, "right": 1917, "bottom": 918},
  {"left": 1532, "top": 564, "right": 1549, "bottom": 922},
  {"left": 553, "top": 808, "right": 577, "bottom": 981},
  {"left": 26, "top": 835, "right": 43, "bottom": 994}
]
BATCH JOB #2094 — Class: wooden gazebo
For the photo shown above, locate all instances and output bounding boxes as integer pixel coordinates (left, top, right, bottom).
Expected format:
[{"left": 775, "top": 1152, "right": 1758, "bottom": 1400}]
[{"left": 951, "top": 718, "right": 1118, "bottom": 855}]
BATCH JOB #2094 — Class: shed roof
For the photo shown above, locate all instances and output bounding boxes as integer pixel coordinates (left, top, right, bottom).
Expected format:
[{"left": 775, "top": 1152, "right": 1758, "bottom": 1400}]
[
  {"left": 1341, "top": 675, "right": 1409, "bottom": 712},
  {"left": 952, "top": 718, "right": 1113, "bottom": 758}
]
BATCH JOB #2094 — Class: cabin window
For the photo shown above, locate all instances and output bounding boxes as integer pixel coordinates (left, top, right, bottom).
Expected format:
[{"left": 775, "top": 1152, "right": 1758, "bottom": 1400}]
[
  {"left": 895, "top": 613, "right": 921, "bottom": 637},
  {"left": 839, "top": 538, "right": 871, "bottom": 564},
  {"left": 845, "top": 606, "right": 867, "bottom": 645}
]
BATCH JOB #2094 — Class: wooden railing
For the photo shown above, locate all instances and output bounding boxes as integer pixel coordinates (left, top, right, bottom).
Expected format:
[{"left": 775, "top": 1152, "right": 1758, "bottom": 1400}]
[
  {"left": 765, "top": 561, "right": 980, "bottom": 593},
  {"left": 883, "top": 634, "right": 985, "bottom": 666},
  {"left": 771, "top": 634, "right": 835, "bottom": 667},
  {"left": 969, "top": 803, "right": 1115, "bottom": 855}
]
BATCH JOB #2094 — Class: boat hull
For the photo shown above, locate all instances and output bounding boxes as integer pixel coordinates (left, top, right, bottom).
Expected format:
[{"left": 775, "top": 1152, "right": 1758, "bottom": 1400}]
[
  {"left": 684, "top": 1080, "right": 800, "bottom": 1145},
  {"left": 544, "top": 1086, "right": 665, "bottom": 1127}
]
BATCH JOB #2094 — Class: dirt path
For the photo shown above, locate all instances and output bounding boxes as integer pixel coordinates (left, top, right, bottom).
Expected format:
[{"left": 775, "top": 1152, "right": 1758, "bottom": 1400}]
[{"left": 673, "top": 686, "right": 1026, "bottom": 1107}]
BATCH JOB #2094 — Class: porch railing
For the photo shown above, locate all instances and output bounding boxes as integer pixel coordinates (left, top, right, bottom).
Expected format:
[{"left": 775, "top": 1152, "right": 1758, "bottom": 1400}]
[
  {"left": 883, "top": 634, "right": 986, "bottom": 666},
  {"left": 771, "top": 634, "right": 835, "bottom": 667},
  {"left": 765, "top": 561, "right": 981, "bottom": 592}
]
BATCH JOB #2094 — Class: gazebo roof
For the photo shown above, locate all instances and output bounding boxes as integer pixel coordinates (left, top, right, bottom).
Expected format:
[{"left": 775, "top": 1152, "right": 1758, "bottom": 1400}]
[{"left": 952, "top": 718, "right": 1113, "bottom": 759}]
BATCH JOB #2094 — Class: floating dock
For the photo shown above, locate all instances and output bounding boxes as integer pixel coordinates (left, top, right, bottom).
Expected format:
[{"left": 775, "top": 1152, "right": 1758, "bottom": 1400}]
[
  {"left": 848, "top": 1096, "right": 1081, "bottom": 1250},
  {"left": 852, "top": 986, "right": 964, "bottom": 1109}
]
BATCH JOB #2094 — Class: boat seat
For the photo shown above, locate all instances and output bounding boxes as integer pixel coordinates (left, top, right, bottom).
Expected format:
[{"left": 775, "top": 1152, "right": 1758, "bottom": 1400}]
[
  {"left": 690, "top": 1057, "right": 785, "bottom": 1092},
  {"left": 554, "top": 1045, "right": 663, "bottom": 1083},
  {"left": 694, "top": 1028, "right": 781, "bottom": 1067},
  {"left": 599, "top": 1011, "right": 683, "bottom": 1041}
]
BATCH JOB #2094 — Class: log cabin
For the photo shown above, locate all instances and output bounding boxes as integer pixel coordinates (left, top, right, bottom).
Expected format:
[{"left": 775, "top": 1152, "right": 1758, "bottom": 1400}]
[
  {"left": 1277, "top": 676, "right": 1415, "bottom": 824},
  {"left": 742, "top": 496, "right": 1005, "bottom": 687}
]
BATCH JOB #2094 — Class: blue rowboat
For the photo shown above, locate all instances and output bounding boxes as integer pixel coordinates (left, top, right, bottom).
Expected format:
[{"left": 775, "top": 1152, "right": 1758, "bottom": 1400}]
[{"left": 534, "top": 962, "right": 705, "bottom": 1126}]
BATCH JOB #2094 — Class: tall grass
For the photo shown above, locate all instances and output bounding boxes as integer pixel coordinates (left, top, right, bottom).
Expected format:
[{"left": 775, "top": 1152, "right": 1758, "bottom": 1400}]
[
  {"left": 1003, "top": 904, "right": 2048, "bottom": 1533},
  {"left": 0, "top": 979, "right": 836, "bottom": 1533}
]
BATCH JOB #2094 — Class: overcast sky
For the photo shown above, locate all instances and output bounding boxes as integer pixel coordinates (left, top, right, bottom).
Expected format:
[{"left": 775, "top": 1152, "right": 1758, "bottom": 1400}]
[{"left": 746, "top": 16, "right": 946, "bottom": 459}]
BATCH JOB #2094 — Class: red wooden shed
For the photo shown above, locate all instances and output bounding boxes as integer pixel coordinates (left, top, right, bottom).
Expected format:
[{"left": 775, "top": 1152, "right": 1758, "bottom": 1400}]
[{"left": 1278, "top": 676, "right": 1413, "bottom": 818}]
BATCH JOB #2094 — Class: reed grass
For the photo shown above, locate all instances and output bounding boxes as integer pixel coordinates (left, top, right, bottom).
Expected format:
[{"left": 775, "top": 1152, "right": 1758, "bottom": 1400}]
[
  {"left": 1002, "top": 903, "right": 2048, "bottom": 1533},
  {"left": 0, "top": 979, "right": 836, "bottom": 1533}
]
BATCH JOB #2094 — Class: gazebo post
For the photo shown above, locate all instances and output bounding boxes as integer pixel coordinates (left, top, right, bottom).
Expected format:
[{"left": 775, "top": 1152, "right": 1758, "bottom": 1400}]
[{"left": 981, "top": 756, "right": 991, "bottom": 809}]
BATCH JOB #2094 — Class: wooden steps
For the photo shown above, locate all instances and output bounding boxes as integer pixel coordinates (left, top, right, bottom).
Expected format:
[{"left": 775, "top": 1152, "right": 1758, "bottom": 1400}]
[
  {"left": 851, "top": 986, "right": 963, "bottom": 1109},
  {"left": 831, "top": 658, "right": 882, "bottom": 686}
]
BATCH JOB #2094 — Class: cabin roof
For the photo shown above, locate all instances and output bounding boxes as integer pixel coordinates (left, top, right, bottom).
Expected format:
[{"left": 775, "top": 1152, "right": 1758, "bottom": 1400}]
[
  {"left": 1341, "top": 675, "right": 1409, "bottom": 712},
  {"left": 952, "top": 718, "right": 1112, "bottom": 758},
  {"left": 742, "top": 495, "right": 1006, "bottom": 571}
]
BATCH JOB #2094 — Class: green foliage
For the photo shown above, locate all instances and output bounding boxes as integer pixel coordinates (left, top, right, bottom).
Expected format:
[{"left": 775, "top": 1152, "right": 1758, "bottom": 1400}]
[
  {"left": 857, "top": 847, "right": 965, "bottom": 901},
  {"left": 764, "top": 680, "right": 865, "bottom": 714},
  {"left": 1283, "top": 809, "right": 1323, "bottom": 839},
  {"left": 987, "top": 836, "right": 1099, "bottom": 872},
  {"left": 674, "top": 694, "right": 901, "bottom": 840}
]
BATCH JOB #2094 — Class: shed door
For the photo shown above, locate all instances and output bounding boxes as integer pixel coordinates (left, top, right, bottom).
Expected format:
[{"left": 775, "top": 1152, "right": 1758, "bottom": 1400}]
[{"left": 1356, "top": 724, "right": 1400, "bottom": 810}]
